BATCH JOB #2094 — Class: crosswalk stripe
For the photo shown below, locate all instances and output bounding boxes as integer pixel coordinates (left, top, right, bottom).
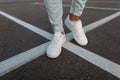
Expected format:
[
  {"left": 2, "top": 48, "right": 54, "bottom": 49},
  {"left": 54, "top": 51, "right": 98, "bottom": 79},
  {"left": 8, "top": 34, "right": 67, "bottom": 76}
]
[
  {"left": 63, "top": 41, "right": 120, "bottom": 78},
  {"left": 0, "top": 42, "right": 49, "bottom": 76},
  {"left": 0, "top": 11, "right": 53, "bottom": 40}
]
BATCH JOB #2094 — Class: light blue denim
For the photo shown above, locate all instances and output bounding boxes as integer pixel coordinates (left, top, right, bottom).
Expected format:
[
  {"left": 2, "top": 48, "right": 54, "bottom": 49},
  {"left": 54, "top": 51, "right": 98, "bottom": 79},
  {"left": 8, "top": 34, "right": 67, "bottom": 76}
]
[{"left": 44, "top": 0, "right": 87, "bottom": 33}]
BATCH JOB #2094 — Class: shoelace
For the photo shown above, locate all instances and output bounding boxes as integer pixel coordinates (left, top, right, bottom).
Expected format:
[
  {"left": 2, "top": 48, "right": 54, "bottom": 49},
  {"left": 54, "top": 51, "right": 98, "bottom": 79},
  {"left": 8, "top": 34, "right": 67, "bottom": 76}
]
[{"left": 51, "top": 33, "right": 63, "bottom": 45}]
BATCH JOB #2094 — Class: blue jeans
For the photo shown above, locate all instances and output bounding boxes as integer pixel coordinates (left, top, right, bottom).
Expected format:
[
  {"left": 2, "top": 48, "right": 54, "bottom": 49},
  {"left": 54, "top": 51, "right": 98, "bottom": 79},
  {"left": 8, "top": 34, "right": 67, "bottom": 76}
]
[{"left": 44, "top": 0, "right": 87, "bottom": 33}]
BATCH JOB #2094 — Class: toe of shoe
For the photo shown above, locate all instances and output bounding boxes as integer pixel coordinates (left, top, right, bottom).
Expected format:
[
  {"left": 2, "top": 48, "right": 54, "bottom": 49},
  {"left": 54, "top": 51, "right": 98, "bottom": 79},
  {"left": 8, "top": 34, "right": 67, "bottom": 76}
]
[
  {"left": 75, "top": 37, "right": 88, "bottom": 46},
  {"left": 46, "top": 48, "right": 61, "bottom": 58},
  {"left": 80, "top": 40, "right": 88, "bottom": 46}
]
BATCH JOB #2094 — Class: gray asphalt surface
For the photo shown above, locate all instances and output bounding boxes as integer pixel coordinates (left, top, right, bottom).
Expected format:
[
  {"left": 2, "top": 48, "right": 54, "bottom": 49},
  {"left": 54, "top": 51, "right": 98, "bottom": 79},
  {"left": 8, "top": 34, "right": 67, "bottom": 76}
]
[{"left": 0, "top": 0, "right": 120, "bottom": 80}]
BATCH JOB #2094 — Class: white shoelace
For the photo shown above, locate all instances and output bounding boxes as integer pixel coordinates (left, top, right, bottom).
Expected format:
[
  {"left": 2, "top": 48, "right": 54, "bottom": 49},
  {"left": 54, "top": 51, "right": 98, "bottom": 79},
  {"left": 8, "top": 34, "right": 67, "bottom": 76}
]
[{"left": 51, "top": 33, "right": 63, "bottom": 45}]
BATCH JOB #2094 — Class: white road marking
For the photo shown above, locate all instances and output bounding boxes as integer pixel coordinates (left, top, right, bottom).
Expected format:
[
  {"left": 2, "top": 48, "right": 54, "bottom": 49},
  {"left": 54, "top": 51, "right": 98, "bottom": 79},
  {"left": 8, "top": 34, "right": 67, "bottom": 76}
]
[
  {"left": 86, "top": 6, "right": 120, "bottom": 11},
  {"left": 84, "top": 11, "right": 120, "bottom": 32},
  {"left": 0, "top": 42, "right": 49, "bottom": 76},
  {"left": 32, "top": 2, "right": 120, "bottom": 11},
  {"left": 0, "top": 11, "right": 53, "bottom": 40},
  {"left": 87, "top": 1, "right": 120, "bottom": 4},
  {"left": 0, "top": 11, "right": 120, "bottom": 78},
  {"left": 63, "top": 41, "right": 120, "bottom": 79}
]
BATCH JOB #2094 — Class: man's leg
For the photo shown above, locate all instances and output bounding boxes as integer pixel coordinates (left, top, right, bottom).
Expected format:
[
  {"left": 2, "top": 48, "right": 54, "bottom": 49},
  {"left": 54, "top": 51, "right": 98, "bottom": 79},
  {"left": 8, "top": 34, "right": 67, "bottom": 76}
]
[
  {"left": 70, "top": 0, "right": 87, "bottom": 17},
  {"left": 65, "top": 0, "right": 88, "bottom": 46},
  {"left": 44, "top": 0, "right": 66, "bottom": 58},
  {"left": 44, "top": 0, "right": 64, "bottom": 33}
]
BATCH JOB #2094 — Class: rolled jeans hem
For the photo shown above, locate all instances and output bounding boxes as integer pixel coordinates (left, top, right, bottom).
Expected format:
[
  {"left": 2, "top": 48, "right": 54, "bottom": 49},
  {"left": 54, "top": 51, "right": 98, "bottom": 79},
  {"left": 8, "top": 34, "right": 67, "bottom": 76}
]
[
  {"left": 53, "top": 26, "right": 64, "bottom": 33},
  {"left": 70, "top": 10, "right": 83, "bottom": 16}
]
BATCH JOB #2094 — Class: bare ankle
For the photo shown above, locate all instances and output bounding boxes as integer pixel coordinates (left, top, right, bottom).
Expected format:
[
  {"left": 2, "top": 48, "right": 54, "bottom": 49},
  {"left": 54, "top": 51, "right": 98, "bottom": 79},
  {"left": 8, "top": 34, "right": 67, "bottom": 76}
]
[
  {"left": 61, "top": 31, "right": 65, "bottom": 35},
  {"left": 69, "top": 14, "right": 80, "bottom": 21}
]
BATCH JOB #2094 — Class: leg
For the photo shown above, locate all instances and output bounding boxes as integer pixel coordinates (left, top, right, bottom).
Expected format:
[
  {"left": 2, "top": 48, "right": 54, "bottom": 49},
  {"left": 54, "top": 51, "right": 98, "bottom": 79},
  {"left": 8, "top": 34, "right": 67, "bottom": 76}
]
[
  {"left": 44, "top": 0, "right": 64, "bottom": 33},
  {"left": 70, "top": 0, "right": 87, "bottom": 17},
  {"left": 44, "top": 0, "right": 66, "bottom": 58}
]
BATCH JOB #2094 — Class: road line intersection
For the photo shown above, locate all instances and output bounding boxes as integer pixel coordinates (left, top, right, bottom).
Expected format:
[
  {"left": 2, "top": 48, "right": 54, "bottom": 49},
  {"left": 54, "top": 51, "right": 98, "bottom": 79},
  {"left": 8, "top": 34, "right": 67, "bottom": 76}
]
[{"left": 0, "top": 10, "right": 120, "bottom": 78}]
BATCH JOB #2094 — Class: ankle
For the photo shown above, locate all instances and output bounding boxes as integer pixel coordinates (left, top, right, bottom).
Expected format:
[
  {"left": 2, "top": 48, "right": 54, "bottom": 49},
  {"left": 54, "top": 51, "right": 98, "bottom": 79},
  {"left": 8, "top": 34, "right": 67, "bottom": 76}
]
[
  {"left": 61, "top": 31, "right": 65, "bottom": 35},
  {"left": 69, "top": 14, "right": 80, "bottom": 21}
]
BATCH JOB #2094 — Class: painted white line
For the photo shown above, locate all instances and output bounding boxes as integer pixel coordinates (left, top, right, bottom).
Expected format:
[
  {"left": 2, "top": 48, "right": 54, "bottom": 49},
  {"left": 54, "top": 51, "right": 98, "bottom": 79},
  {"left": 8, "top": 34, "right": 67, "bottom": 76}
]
[
  {"left": 32, "top": 2, "right": 120, "bottom": 11},
  {"left": 0, "top": 11, "right": 120, "bottom": 78},
  {"left": 0, "top": 11, "right": 53, "bottom": 40},
  {"left": 84, "top": 11, "right": 120, "bottom": 32},
  {"left": 63, "top": 41, "right": 120, "bottom": 78},
  {"left": 0, "top": 42, "right": 49, "bottom": 76},
  {"left": 86, "top": 6, "right": 120, "bottom": 11},
  {"left": 87, "top": 1, "right": 120, "bottom": 4}
]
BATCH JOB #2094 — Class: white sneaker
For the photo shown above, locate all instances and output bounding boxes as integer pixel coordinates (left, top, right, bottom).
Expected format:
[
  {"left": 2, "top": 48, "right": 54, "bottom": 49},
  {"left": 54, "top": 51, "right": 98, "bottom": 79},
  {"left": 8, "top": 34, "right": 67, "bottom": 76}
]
[
  {"left": 64, "top": 15, "right": 88, "bottom": 46},
  {"left": 46, "top": 32, "right": 66, "bottom": 58}
]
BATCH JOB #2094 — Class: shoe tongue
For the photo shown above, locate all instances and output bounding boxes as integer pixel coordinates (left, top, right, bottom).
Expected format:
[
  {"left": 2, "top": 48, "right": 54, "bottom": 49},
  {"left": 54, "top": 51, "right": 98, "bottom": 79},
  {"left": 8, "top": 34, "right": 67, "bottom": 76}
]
[
  {"left": 52, "top": 32, "right": 61, "bottom": 43},
  {"left": 54, "top": 32, "right": 61, "bottom": 37}
]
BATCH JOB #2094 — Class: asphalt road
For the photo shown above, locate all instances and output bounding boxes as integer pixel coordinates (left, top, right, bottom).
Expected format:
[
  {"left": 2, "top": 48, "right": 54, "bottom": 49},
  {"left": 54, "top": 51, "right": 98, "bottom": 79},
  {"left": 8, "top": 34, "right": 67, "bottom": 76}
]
[{"left": 0, "top": 0, "right": 120, "bottom": 80}]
